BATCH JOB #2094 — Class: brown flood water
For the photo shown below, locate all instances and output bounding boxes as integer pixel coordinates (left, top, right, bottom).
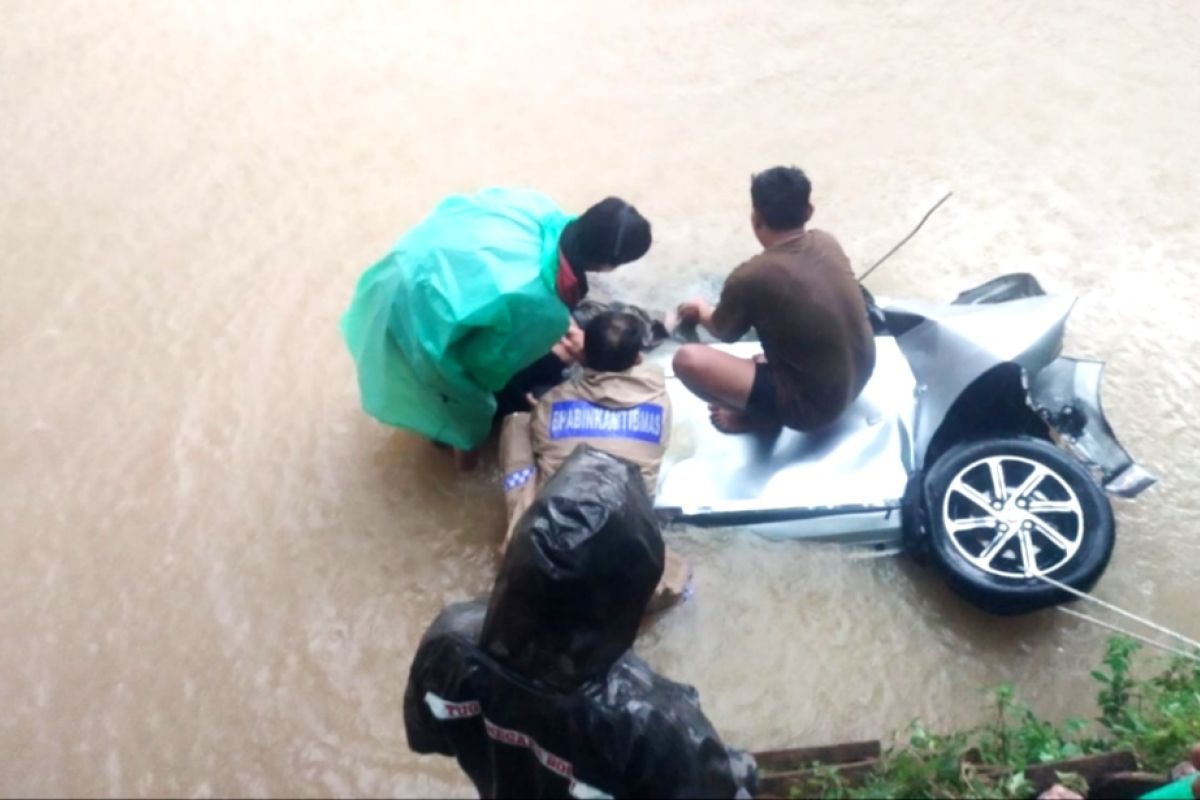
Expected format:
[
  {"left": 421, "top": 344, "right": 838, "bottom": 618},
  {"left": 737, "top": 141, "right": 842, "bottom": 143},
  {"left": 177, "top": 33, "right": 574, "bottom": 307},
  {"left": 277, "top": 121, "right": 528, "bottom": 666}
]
[{"left": 2, "top": 1, "right": 1199, "bottom": 796}]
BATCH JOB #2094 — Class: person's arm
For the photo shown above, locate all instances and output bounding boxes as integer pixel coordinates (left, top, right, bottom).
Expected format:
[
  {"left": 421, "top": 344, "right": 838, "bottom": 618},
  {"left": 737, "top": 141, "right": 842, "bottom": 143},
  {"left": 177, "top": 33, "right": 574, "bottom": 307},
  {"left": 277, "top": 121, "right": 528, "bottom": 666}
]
[
  {"left": 403, "top": 602, "right": 488, "bottom": 756},
  {"left": 551, "top": 318, "right": 585, "bottom": 363},
  {"left": 628, "top": 713, "right": 757, "bottom": 799},
  {"left": 677, "top": 265, "right": 754, "bottom": 343},
  {"left": 403, "top": 642, "right": 454, "bottom": 756},
  {"left": 675, "top": 298, "right": 720, "bottom": 338},
  {"left": 620, "top": 668, "right": 758, "bottom": 799},
  {"left": 455, "top": 287, "right": 571, "bottom": 392},
  {"left": 498, "top": 413, "right": 539, "bottom": 552}
]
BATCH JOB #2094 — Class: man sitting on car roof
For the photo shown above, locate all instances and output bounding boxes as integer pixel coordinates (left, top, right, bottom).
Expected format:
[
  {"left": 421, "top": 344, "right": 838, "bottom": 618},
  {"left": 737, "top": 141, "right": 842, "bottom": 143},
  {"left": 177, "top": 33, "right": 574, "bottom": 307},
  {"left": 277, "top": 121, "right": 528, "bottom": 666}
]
[{"left": 673, "top": 166, "right": 876, "bottom": 435}]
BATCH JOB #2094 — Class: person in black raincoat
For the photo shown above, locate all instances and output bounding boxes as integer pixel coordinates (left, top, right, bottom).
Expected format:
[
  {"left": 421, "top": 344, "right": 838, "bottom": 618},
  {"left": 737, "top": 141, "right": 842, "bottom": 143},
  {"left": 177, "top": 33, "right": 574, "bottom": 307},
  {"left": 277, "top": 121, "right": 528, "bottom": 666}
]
[{"left": 404, "top": 447, "right": 757, "bottom": 799}]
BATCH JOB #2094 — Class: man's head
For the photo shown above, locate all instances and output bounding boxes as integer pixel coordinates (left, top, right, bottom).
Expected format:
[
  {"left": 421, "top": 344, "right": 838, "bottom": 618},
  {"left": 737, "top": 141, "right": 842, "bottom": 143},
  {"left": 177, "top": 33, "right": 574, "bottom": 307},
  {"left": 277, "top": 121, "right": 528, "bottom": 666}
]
[
  {"left": 572, "top": 197, "right": 652, "bottom": 271},
  {"left": 583, "top": 310, "right": 645, "bottom": 372},
  {"left": 750, "top": 166, "right": 813, "bottom": 243}
]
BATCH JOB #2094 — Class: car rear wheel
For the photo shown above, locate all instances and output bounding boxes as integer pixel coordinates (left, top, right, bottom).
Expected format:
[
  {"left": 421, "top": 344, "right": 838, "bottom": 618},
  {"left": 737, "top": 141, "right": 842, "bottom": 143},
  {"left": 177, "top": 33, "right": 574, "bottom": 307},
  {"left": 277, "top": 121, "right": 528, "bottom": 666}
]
[{"left": 922, "top": 437, "right": 1115, "bottom": 615}]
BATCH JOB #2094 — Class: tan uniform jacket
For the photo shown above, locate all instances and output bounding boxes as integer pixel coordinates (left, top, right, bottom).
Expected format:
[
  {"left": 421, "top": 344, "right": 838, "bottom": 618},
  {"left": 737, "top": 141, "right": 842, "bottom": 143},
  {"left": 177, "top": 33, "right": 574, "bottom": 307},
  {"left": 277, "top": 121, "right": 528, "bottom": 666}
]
[
  {"left": 534, "top": 364, "right": 671, "bottom": 493},
  {"left": 500, "top": 364, "right": 689, "bottom": 612}
]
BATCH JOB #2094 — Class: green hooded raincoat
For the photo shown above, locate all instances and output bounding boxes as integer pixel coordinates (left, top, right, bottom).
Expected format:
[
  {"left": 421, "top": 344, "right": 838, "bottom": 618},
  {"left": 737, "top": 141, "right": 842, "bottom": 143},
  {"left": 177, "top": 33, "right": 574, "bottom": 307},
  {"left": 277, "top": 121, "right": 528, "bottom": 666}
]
[{"left": 341, "top": 188, "right": 574, "bottom": 449}]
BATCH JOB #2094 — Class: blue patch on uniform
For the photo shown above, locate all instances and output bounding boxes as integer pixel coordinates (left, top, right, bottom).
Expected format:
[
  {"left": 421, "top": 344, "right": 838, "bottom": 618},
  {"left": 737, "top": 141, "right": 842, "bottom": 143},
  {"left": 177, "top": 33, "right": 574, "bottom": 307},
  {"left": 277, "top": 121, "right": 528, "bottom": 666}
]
[
  {"left": 547, "top": 400, "right": 664, "bottom": 444},
  {"left": 503, "top": 466, "right": 535, "bottom": 493}
]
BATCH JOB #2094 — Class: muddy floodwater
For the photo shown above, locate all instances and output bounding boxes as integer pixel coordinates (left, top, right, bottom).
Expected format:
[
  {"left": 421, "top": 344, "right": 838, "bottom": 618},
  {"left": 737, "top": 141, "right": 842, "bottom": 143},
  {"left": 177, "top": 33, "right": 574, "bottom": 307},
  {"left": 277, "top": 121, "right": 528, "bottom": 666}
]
[{"left": 2, "top": 1, "right": 1199, "bottom": 796}]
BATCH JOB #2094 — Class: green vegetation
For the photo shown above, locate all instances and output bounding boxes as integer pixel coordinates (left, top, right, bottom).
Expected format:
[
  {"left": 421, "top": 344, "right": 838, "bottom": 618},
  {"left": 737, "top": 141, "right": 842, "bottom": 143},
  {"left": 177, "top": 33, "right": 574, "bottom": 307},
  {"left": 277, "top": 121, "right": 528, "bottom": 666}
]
[{"left": 799, "top": 637, "right": 1200, "bottom": 799}]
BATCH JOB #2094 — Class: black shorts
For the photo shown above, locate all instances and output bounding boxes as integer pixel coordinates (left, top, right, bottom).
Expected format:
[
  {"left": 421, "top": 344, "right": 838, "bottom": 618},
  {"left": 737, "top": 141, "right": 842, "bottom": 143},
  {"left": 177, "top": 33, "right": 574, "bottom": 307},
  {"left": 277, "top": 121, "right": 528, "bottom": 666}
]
[{"left": 746, "top": 361, "right": 779, "bottom": 419}]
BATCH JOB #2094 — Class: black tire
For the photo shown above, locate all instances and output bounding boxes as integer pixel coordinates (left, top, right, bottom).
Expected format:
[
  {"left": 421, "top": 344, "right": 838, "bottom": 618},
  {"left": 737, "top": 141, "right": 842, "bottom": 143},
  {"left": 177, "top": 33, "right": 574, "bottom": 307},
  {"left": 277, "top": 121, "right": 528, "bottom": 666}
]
[{"left": 921, "top": 437, "right": 1115, "bottom": 616}]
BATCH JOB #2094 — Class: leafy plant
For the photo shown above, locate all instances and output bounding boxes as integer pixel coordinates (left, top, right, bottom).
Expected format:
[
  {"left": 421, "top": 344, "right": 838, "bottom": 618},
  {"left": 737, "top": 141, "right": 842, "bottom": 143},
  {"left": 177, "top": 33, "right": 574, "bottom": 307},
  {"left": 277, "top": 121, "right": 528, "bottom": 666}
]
[
  {"left": 785, "top": 637, "right": 1200, "bottom": 799},
  {"left": 1094, "top": 636, "right": 1143, "bottom": 734},
  {"left": 1095, "top": 639, "right": 1200, "bottom": 772}
]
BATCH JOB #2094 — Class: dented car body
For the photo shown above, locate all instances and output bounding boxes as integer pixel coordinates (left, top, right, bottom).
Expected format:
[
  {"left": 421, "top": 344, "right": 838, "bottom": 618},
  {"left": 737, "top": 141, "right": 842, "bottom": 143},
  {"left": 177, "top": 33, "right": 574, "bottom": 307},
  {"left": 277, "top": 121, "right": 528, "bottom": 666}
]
[{"left": 651, "top": 274, "right": 1154, "bottom": 614}]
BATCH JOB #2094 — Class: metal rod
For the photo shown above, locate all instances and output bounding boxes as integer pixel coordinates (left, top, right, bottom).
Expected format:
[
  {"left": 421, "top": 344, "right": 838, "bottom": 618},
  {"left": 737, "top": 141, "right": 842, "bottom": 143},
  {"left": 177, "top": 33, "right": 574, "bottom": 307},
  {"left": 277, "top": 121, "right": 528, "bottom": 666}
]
[{"left": 858, "top": 191, "right": 954, "bottom": 282}]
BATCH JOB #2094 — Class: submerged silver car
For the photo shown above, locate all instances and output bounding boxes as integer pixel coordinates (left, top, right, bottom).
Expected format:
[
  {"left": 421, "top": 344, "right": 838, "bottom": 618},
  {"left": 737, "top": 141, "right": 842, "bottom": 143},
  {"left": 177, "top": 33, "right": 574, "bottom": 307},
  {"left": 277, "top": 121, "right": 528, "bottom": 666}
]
[{"left": 650, "top": 274, "right": 1155, "bottom": 615}]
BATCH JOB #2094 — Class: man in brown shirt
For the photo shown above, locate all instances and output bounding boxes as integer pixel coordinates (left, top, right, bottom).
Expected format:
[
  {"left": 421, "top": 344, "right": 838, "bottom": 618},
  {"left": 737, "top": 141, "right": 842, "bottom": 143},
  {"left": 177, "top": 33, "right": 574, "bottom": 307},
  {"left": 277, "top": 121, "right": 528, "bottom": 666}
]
[
  {"left": 674, "top": 166, "right": 876, "bottom": 433},
  {"left": 499, "top": 311, "right": 691, "bottom": 612}
]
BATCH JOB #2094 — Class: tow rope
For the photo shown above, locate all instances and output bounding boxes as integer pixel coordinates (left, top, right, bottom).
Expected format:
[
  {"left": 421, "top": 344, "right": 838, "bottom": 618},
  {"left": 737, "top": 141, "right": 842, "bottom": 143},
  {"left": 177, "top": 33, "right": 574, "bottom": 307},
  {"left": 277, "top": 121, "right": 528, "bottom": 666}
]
[{"left": 1035, "top": 573, "right": 1200, "bottom": 663}]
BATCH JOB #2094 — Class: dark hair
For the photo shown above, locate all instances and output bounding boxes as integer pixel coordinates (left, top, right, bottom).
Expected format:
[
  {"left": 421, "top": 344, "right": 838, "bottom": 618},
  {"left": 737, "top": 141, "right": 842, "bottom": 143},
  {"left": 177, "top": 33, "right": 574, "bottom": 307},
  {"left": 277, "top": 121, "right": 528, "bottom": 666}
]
[
  {"left": 750, "top": 166, "right": 812, "bottom": 230},
  {"left": 572, "top": 197, "right": 651, "bottom": 270},
  {"left": 583, "top": 310, "right": 644, "bottom": 372}
]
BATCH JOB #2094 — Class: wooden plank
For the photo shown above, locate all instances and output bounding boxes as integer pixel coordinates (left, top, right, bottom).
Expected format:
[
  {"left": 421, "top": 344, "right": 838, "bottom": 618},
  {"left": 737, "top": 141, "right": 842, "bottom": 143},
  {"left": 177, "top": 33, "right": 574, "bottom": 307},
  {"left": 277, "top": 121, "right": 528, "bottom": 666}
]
[
  {"left": 753, "top": 740, "right": 882, "bottom": 774},
  {"left": 1023, "top": 750, "right": 1139, "bottom": 792},
  {"left": 754, "top": 743, "right": 1146, "bottom": 796},
  {"left": 1086, "top": 771, "right": 1170, "bottom": 799},
  {"left": 757, "top": 758, "right": 880, "bottom": 796}
]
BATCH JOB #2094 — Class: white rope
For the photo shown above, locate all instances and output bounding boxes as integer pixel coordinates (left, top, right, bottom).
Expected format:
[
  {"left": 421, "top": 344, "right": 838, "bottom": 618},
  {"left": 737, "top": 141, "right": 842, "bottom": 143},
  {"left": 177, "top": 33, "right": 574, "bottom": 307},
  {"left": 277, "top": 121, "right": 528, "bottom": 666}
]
[
  {"left": 1057, "top": 606, "right": 1200, "bottom": 664},
  {"left": 1035, "top": 573, "right": 1200, "bottom": 651}
]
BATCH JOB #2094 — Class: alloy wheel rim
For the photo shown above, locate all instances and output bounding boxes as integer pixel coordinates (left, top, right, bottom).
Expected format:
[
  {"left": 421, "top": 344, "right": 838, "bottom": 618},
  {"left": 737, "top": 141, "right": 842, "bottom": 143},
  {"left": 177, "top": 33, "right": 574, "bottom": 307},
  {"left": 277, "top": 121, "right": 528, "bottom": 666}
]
[{"left": 941, "top": 455, "right": 1085, "bottom": 579}]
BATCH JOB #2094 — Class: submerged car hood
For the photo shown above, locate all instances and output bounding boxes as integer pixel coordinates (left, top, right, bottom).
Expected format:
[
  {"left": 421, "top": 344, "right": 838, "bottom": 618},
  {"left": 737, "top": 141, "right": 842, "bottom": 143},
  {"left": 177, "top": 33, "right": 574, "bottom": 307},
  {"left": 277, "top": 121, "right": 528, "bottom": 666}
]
[{"left": 480, "top": 446, "right": 665, "bottom": 692}]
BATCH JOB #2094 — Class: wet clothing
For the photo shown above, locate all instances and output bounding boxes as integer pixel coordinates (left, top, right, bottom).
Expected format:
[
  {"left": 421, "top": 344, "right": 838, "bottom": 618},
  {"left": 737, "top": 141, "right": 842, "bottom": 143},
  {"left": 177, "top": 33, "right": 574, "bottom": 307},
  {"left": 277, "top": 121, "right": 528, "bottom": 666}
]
[
  {"left": 405, "top": 448, "right": 756, "bottom": 799},
  {"left": 499, "top": 364, "right": 689, "bottom": 611},
  {"left": 711, "top": 230, "right": 876, "bottom": 430},
  {"left": 572, "top": 299, "right": 672, "bottom": 351},
  {"left": 494, "top": 352, "right": 570, "bottom": 419},
  {"left": 341, "top": 188, "right": 575, "bottom": 450},
  {"left": 532, "top": 364, "right": 672, "bottom": 493},
  {"left": 494, "top": 300, "right": 672, "bottom": 420},
  {"left": 747, "top": 361, "right": 780, "bottom": 420}
]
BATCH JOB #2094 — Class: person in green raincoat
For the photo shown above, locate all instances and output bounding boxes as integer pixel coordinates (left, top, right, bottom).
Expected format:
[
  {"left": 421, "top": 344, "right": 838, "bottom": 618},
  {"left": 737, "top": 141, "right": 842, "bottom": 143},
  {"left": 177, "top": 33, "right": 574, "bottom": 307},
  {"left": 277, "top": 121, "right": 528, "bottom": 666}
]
[{"left": 341, "top": 188, "right": 651, "bottom": 465}]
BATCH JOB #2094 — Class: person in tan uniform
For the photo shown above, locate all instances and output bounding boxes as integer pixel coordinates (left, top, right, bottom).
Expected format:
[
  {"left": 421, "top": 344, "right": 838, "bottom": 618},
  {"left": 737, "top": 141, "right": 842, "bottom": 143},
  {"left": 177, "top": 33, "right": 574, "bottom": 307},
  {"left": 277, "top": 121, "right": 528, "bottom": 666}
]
[
  {"left": 499, "top": 310, "right": 692, "bottom": 613},
  {"left": 674, "top": 166, "right": 876, "bottom": 434}
]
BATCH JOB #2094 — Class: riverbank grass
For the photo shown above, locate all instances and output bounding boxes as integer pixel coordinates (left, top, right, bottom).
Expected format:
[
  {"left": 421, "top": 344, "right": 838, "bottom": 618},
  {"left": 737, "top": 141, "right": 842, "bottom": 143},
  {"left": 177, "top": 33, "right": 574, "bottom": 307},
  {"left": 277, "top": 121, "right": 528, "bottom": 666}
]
[{"left": 801, "top": 637, "right": 1200, "bottom": 799}]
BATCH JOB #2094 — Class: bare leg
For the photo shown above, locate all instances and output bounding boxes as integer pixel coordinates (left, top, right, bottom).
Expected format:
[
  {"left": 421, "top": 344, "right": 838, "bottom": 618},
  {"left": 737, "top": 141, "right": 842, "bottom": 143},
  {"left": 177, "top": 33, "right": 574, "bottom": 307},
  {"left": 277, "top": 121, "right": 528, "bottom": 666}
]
[
  {"left": 672, "top": 344, "right": 757, "bottom": 409},
  {"left": 644, "top": 548, "right": 694, "bottom": 615},
  {"left": 672, "top": 344, "right": 780, "bottom": 433}
]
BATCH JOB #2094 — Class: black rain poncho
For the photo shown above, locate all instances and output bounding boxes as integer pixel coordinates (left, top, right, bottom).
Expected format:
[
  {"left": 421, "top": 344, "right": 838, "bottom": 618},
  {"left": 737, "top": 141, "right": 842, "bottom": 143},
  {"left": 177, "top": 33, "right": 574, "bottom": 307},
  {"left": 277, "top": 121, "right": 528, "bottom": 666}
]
[{"left": 404, "top": 447, "right": 756, "bottom": 799}]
